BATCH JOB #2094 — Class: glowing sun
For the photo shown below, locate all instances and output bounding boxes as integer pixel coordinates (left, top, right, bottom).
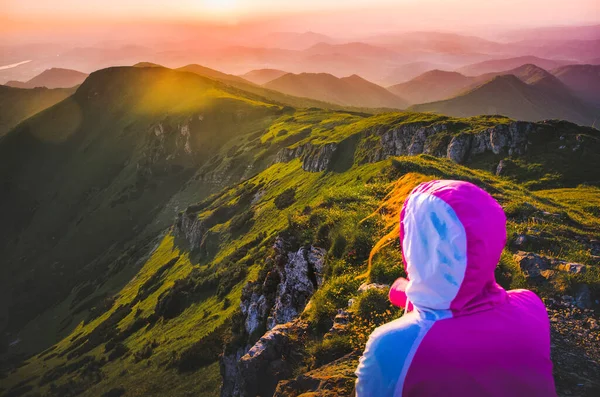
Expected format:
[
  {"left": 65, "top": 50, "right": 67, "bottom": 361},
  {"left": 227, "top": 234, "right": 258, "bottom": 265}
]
[{"left": 204, "top": 0, "right": 238, "bottom": 12}]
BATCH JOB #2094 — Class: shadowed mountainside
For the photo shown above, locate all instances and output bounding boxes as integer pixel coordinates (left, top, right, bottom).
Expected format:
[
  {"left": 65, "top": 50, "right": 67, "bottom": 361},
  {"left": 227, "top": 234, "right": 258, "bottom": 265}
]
[
  {"left": 552, "top": 64, "right": 600, "bottom": 107},
  {"left": 5, "top": 68, "right": 89, "bottom": 89},
  {"left": 388, "top": 70, "right": 474, "bottom": 104},
  {"left": 0, "top": 85, "right": 74, "bottom": 136},
  {"left": 411, "top": 73, "right": 599, "bottom": 126}
]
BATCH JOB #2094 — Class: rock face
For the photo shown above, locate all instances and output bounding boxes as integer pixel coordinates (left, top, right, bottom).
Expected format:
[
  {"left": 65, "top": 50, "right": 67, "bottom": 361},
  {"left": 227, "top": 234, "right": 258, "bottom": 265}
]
[
  {"left": 137, "top": 120, "right": 196, "bottom": 178},
  {"left": 221, "top": 237, "right": 327, "bottom": 397},
  {"left": 273, "top": 352, "right": 359, "bottom": 397},
  {"left": 268, "top": 242, "right": 326, "bottom": 329},
  {"left": 358, "top": 121, "right": 535, "bottom": 165},
  {"left": 275, "top": 142, "right": 338, "bottom": 172},
  {"left": 275, "top": 120, "right": 538, "bottom": 172},
  {"left": 174, "top": 212, "right": 206, "bottom": 251},
  {"left": 238, "top": 320, "right": 309, "bottom": 397}
]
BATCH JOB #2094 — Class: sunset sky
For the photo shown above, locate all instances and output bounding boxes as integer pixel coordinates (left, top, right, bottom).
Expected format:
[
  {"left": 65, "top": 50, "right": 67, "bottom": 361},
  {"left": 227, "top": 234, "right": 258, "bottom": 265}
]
[{"left": 2, "top": 0, "right": 599, "bottom": 28}]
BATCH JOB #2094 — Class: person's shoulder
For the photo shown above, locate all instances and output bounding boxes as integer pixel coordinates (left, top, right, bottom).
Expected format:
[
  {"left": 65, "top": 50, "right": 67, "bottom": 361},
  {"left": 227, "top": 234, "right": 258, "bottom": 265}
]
[
  {"left": 507, "top": 289, "right": 547, "bottom": 311},
  {"left": 367, "top": 311, "right": 425, "bottom": 350}
]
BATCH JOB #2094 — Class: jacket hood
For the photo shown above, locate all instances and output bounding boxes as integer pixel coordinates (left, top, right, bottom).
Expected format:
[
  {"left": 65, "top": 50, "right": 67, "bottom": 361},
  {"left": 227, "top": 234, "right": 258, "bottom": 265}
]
[{"left": 389, "top": 180, "right": 508, "bottom": 316}]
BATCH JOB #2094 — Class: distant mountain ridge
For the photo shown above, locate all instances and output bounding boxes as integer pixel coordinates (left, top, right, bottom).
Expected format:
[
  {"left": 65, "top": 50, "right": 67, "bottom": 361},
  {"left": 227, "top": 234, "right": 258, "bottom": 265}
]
[
  {"left": 552, "top": 64, "right": 600, "bottom": 107},
  {"left": 457, "top": 56, "right": 572, "bottom": 76},
  {"left": 5, "top": 68, "right": 88, "bottom": 89},
  {"left": 177, "top": 64, "right": 253, "bottom": 85},
  {"left": 240, "top": 68, "right": 288, "bottom": 85},
  {"left": 264, "top": 72, "right": 409, "bottom": 109},
  {"left": 411, "top": 73, "right": 598, "bottom": 126},
  {"left": 388, "top": 70, "right": 474, "bottom": 104}
]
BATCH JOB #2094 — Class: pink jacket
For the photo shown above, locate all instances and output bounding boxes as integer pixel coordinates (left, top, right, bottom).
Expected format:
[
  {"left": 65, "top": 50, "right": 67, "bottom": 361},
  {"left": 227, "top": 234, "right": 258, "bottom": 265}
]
[{"left": 355, "top": 180, "right": 556, "bottom": 396}]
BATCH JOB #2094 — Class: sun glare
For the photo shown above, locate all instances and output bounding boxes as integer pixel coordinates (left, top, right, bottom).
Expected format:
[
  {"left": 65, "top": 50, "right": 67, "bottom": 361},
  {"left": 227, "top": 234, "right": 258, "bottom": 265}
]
[{"left": 204, "top": 0, "right": 238, "bottom": 13}]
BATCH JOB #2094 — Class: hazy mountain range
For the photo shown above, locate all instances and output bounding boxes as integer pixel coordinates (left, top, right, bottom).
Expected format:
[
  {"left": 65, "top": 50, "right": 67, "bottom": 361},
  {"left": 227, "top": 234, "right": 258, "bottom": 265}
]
[
  {"left": 3, "top": 26, "right": 600, "bottom": 86},
  {"left": 5, "top": 61, "right": 600, "bottom": 126},
  {"left": 263, "top": 72, "right": 409, "bottom": 108}
]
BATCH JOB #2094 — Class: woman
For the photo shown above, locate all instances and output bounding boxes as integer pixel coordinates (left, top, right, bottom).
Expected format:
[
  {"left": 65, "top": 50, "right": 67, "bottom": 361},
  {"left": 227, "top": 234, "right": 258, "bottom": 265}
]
[{"left": 355, "top": 179, "right": 556, "bottom": 396}]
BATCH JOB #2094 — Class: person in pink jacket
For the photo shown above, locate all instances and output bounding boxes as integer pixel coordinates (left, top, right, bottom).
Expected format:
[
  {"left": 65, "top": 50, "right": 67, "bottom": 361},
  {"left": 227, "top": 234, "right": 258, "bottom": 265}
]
[{"left": 355, "top": 180, "right": 556, "bottom": 396}]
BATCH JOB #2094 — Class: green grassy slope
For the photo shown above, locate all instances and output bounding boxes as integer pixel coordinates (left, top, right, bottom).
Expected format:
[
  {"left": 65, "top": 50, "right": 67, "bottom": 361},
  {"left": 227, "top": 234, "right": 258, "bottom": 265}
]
[
  {"left": 4, "top": 151, "right": 600, "bottom": 397},
  {"left": 0, "top": 66, "right": 285, "bottom": 355},
  {"left": 0, "top": 85, "right": 74, "bottom": 137},
  {"left": 176, "top": 64, "right": 354, "bottom": 110},
  {"left": 1, "top": 66, "right": 600, "bottom": 397}
]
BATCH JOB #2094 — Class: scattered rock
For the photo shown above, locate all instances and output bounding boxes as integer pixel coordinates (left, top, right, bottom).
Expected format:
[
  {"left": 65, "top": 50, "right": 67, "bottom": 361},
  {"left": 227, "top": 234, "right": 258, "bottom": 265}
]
[
  {"left": 512, "top": 234, "right": 528, "bottom": 247},
  {"left": 547, "top": 295, "right": 600, "bottom": 395},
  {"left": 275, "top": 143, "right": 338, "bottom": 172},
  {"left": 590, "top": 240, "right": 600, "bottom": 256},
  {"left": 557, "top": 263, "right": 587, "bottom": 274},
  {"left": 513, "top": 251, "right": 551, "bottom": 278},
  {"left": 325, "top": 310, "right": 351, "bottom": 339},
  {"left": 273, "top": 352, "right": 359, "bottom": 397},
  {"left": 575, "top": 285, "right": 592, "bottom": 309},
  {"left": 357, "top": 283, "right": 389, "bottom": 293},
  {"left": 496, "top": 160, "right": 507, "bottom": 176}
]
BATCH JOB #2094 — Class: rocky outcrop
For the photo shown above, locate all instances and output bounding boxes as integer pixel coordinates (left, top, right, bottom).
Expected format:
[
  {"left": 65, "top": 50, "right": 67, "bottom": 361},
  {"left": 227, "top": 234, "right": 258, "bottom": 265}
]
[
  {"left": 241, "top": 292, "right": 269, "bottom": 338},
  {"left": 268, "top": 242, "right": 326, "bottom": 329},
  {"left": 174, "top": 212, "right": 206, "bottom": 251},
  {"left": 358, "top": 120, "right": 536, "bottom": 165},
  {"left": 221, "top": 237, "right": 327, "bottom": 397},
  {"left": 358, "top": 122, "right": 448, "bottom": 163},
  {"left": 220, "top": 348, "right": 247, "bottom": 397},
  {"left": 238, "top": 320, "right": 309, "bottom": 397},
  {"left": 137, "top": 120, "right": 196, "bottom": 178},
  {"left": 273, "top": 352, "right": 359, "bottom": 397},
  {"left": 275, "top": 142, "right": 338, "bottom": 172},
  {"left": 275, "top": 120, "right": 538, "bottom": 170}
]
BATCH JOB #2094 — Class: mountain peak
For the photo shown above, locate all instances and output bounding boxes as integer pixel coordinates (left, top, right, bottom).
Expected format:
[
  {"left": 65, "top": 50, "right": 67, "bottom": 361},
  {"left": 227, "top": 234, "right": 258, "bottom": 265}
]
[
  {"left": 5, "top": 68, "right": 88, "bottom": 89},
  {"left": 264, "top": 72, "right": 408, "bottom": 108}
]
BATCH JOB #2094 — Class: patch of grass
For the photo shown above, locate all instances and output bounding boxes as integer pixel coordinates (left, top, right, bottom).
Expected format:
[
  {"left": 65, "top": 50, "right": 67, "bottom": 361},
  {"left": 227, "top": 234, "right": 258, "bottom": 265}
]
[
  {"left": 274, "top": 188, "right": 297, "bottom": 209},
  {"left": 307, "top": 335, "right": 354, "bottom": 368}
]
